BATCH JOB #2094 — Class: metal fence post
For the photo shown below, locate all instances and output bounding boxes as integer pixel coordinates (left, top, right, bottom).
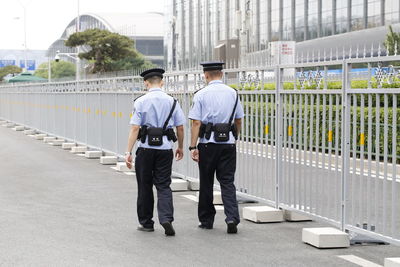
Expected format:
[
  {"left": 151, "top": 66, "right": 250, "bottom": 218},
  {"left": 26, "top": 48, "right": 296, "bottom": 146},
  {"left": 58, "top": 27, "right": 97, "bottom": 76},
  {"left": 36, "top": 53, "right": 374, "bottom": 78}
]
[
  {"left": 183, "top": 74, "right": 189, "bottom": 179},
  {"left": 340, "top": 60, "right": 351, "bottom": 232},
  {"left": 275, "top": 66, "right": 283, "bottom": 209}
]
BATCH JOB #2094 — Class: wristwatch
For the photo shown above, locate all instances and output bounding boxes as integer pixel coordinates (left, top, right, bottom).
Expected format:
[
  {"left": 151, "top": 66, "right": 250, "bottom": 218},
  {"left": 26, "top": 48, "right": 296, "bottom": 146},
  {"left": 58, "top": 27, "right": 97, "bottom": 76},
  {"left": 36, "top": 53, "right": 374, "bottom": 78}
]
[
  {"left": 125, "top": 151, "right": 132, "bottom": 156},
  {"left": 189, "top": 146, "right": 197, "bottom": 151}
]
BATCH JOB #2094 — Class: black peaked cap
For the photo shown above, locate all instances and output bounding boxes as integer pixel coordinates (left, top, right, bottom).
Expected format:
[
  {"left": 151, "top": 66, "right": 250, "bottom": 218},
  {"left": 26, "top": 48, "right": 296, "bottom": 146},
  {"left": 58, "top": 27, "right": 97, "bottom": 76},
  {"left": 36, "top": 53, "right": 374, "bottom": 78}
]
[
  {"left": 140, "top": 68, "right": 165, "bottom": 81},
  {"left": 200, "top": 61, "right": 224, "bottom": 71}
]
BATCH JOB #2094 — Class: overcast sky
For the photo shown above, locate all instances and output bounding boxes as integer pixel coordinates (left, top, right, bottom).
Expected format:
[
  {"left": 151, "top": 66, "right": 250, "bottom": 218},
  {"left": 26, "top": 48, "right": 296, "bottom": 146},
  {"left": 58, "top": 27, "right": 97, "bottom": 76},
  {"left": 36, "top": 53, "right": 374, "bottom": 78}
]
[{"left": 0, "top": 0, "right": 164, "bottom": 50}]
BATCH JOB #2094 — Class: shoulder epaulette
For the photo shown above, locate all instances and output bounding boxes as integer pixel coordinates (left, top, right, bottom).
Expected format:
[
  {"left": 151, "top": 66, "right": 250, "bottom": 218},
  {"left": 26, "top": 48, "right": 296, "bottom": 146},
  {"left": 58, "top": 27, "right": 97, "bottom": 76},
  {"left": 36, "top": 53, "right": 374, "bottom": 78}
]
[
  {"left": 194, "top": 86, "right": 206, "bottom": 94},
  {"left": 133, "top": 94, "right": 144, "bottom": 102}
]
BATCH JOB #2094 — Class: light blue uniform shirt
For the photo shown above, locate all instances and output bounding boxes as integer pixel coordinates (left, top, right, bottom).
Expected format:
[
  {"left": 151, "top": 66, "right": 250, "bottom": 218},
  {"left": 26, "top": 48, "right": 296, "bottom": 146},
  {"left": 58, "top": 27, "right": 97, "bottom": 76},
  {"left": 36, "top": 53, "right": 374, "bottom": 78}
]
[
  {"left": 188, "top": 80, "right": 244, "bottom": 144},
  {"left": 130, "top": 88, "right": 186, "bottom": 150}
]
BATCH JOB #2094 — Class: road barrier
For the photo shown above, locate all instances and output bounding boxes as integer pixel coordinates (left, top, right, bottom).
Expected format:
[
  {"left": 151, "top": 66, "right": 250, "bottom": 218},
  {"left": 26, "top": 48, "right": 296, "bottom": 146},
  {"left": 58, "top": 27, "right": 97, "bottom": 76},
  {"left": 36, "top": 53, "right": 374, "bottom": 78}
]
[{"left": 0, "top": 56, "right": 399, "bottom": 245}]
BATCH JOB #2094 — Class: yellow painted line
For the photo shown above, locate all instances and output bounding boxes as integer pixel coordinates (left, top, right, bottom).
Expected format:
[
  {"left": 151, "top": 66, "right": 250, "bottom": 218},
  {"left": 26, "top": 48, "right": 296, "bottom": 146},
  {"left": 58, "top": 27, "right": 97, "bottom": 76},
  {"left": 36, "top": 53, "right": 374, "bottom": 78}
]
[
  {"left": 129, "top": 113, "right": 133, "bottom": 118},
  {"left": 118, "top": 112, "right": 123, "bottom": 118},
  {"left": 328, "top": 130, "right": 333, "bottom": 142},
  {"left": 288, "top": 126, "right": 293, "bottom": 137},
  {"left": 265, "top": 125, "right": 269, "bottom": 135},
  {"left": 112, "top": 112, "right": 116, "bottom": 117},
  {"left": 360, "top": 133, "right": 365, "bottom": 146},
  {"left": 87, "top": 108, "right": 91, "bottom": 114}
]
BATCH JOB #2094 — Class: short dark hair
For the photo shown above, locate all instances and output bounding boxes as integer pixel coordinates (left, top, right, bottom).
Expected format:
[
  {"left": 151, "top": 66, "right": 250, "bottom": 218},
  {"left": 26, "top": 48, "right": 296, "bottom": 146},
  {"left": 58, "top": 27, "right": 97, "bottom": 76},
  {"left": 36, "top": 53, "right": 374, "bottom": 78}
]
[
  {"left": 205, "top": 70, "right": 223, "bottom": 78},
  {"left": 146, "top": 76, "right": 162, "bottom": 84}
]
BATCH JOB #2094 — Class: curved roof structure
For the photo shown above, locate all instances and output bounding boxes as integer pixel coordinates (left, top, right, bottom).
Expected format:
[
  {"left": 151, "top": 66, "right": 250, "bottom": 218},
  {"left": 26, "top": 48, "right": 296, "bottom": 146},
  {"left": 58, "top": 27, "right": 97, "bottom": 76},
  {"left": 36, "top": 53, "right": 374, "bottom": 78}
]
[
  {"left": 58, "top": 12, "right": 164, "bottom": 40},
  {"left": 47, "top": 12, "right": 164, "bottom": 65}
]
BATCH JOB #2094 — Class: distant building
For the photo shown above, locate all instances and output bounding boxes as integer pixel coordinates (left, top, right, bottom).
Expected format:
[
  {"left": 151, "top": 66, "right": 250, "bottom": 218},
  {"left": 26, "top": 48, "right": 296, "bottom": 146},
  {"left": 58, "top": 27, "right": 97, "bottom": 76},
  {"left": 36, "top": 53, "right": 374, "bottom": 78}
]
[
  {"left": 0, "top": 49, "right": 47, "bottom": 71},
  {"left": 47, "top": 13, "right": 164, "bottom": 67},
  {"left": 164, "top": 0, "right": 400, "bottom": 70}
]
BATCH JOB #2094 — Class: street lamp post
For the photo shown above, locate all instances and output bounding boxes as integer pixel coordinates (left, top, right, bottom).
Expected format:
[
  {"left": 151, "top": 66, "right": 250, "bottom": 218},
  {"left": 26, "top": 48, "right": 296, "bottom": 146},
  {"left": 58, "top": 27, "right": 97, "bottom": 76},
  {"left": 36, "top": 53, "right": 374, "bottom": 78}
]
[{"left": 15, "top": 0, "right": 29, "bottom": 71}]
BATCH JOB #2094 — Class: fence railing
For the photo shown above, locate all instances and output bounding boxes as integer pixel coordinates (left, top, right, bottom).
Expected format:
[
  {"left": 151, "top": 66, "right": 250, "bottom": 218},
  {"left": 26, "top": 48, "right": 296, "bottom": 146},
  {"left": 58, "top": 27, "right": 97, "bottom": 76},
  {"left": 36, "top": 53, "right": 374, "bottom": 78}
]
[{"left": 0, "top": 55, "right": 399, "bottom": 245}]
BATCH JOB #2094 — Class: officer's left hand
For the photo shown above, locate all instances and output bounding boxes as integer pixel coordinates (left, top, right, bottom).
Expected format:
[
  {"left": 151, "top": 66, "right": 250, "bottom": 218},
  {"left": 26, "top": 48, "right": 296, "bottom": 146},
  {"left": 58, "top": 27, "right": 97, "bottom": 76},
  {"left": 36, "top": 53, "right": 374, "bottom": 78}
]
[{"left": 125, "top": 155, "right": 133, "bottom": 169}]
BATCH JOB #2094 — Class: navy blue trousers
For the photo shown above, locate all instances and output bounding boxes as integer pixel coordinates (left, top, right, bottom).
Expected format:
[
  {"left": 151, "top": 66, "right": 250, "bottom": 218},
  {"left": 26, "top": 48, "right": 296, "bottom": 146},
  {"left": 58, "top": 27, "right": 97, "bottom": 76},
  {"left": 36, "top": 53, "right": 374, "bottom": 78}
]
[
  {"left": 198, "top": 143, "right": 240, "bottom": 226},
  {"left": 135, "top": 148, "right": 174, "bottom": 227}
]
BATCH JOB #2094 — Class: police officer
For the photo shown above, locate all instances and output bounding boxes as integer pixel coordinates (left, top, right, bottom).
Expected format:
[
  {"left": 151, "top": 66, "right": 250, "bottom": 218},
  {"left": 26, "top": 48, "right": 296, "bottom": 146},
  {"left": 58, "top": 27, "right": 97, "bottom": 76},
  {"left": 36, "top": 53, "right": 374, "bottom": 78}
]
[
  {"left": 125, "top": 68, "right": 185, "bottom": 236},
  {"left": 188, "top": 62, "right": 244, "bottom": 234}
]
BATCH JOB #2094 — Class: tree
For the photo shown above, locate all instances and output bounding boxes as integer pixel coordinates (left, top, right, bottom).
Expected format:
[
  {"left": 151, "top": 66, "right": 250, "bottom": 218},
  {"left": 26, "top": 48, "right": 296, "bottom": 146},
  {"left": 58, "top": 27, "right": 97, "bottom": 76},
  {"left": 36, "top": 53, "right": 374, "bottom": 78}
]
[
  {"left": 35, "top": 60, "right": 75, "bottom": 79},
  {"left": 65, "top": 29, "right": 153, "bottom": 73},
  {"left": 0, "top": 65, "right": 22, "bottom": 81},
  {"left": 384, "top": 25, "right": 400, "bottom": 56}
]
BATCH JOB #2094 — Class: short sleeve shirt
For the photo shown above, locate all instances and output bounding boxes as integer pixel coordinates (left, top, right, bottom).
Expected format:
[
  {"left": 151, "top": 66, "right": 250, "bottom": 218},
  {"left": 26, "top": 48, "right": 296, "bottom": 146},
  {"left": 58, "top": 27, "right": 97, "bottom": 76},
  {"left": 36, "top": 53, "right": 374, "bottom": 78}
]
[
  {"left": 188, "top": 80, "right": 244, "bottom": 144},
  {"left": 130, "top": 88, "right": 186, "bottom": 150}
]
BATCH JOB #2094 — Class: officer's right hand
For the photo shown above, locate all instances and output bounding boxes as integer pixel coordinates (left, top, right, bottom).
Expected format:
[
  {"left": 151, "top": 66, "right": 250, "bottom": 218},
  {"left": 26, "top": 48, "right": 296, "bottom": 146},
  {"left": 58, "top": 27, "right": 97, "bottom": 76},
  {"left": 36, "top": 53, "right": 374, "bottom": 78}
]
[
  {"left": 175, "top": 148, "right": 184, "bottom": 161},
  {"left": 191, "top": 149, "right": 199, "bottom": 162},
  {"left": 125, "top": 155, "right": 133, "bottom": 169}
]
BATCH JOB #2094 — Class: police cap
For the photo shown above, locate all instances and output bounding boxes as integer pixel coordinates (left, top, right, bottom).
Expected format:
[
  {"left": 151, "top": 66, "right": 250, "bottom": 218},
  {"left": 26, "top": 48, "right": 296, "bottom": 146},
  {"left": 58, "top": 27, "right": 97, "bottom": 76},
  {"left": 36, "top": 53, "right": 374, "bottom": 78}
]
[
  {"left": 140, "top": 68, "right": 165, "bottom": 81},
  {"left": 200, "top": 61, "right": 224, "bottom": 71}
]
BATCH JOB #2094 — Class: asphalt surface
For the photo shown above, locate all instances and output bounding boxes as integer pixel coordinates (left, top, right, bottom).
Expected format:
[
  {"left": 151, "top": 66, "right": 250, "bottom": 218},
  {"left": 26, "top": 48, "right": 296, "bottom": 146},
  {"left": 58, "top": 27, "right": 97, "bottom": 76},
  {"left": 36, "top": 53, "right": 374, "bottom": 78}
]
[{"left": 0, "top": 125, "right": 399, "bottom": 267}]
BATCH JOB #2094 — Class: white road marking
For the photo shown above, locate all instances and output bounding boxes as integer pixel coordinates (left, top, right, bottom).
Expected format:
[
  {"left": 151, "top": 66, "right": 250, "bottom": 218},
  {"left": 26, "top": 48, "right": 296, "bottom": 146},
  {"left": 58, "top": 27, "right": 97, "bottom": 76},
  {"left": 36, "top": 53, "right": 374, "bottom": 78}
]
[
  {"left": 181, "top": 195, "right": 198, "bottom": 202},
  {"left": 337, "top": 255, "right": 382, "bottom": 267},
  {"left": 124, "top": 172, "right": 135, "bottom": 176}
]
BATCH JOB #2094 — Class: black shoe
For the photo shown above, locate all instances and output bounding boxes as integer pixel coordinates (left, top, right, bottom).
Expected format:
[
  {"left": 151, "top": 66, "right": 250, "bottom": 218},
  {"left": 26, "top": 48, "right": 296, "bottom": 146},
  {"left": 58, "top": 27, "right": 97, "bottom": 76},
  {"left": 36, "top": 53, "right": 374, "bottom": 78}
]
[
  {"left": 227, "top": 221, "right": 237, "bottom": 234},
  {"left": 198, "top": 223, "right": 213, "bottom": 229},
  {"left": 161, "top": 222, "right": 175, "bottom": 236},
  {"left": 137, "top": 225, "right": 154, "bottom": 232}
]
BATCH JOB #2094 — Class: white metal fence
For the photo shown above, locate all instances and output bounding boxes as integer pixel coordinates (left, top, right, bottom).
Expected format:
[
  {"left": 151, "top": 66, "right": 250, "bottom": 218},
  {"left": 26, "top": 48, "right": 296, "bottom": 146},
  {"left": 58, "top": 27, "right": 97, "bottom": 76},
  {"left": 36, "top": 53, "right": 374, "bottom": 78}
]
[{"left": 0, "top": 55, "right": 399, "bottom": 245}]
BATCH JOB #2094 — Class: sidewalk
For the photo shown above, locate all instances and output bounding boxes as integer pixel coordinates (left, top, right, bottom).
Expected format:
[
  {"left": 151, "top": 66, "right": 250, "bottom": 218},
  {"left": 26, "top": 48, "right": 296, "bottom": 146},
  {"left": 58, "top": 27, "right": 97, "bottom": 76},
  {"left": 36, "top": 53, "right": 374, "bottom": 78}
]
[{"left": 0, "top": 125, "right": 399, "bottom": 267}]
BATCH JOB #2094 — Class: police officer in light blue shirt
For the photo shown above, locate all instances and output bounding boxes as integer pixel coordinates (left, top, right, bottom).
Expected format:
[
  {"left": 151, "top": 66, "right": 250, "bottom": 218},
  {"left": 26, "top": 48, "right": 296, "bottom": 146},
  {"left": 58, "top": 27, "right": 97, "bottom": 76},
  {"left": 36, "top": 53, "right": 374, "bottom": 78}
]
[
  {"left": 188, "top": 62, "right": 244, "bottom": 234},
  {"left": 125, "top": 68, "right": 185, "bottom": 236}
]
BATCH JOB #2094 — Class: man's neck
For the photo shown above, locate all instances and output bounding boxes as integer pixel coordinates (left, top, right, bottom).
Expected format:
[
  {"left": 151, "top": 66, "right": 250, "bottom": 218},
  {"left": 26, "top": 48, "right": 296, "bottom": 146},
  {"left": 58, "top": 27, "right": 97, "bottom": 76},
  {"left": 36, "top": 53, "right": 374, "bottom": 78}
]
[{"left": 207, "top": 78, "right": 222, "bottom": 84}]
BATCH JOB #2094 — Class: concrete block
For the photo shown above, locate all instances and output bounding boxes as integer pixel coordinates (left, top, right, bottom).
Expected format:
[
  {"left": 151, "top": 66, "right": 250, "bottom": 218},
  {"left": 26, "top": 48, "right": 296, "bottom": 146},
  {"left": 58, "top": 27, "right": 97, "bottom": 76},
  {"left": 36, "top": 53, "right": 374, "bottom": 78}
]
[
  {"left": 284, "top": 210, "right": 312, "bottom": 222},
  {"left": 188, "top": 179, "right": 200, "bottom": 191},
  {"left": 302, "top": 227, "right": 350, "bottom": 248},
  {"left": 24, "top": 129, "right": 36, "bottom": 135},
  {"left": 171, "top": 179, "right": 189, "bottom": 191},
  {"left": 195, "top": 191, "right": 223, "bottom": 205},
  {"left": 115, "top": 162, "right": 131, "bottom": 172},
  {"left": 43, "top": 137, "right": 56, "bottom": 143},
  {"left": 13, "top": 126, "right": 25, "bottom": 131},
  {"left": 50, "top": 139, "right": 65, "bottom": 146},
  {"left": 70, "top": 146, "right": 87, "bottom": 154},
  {"left": 34, "top": 134, "right": 47, "bottom": 140},
  {"left": 6, "top": 123, "right": 15, "bottom": 128},
  {"left": 243, "top": 206, "right": 284, "bottom": 223},
  {"left": 385, "top": 258, "right": 400, "bottom": 267},
  {"left": 85, "top": 151, "right": 102, "bottom": 159},
  {"left": 62, "top": 143, "right": 76, "bottom": 150},
  {"left": 100, "top": 156, "right": 118, "bottom": 165}
]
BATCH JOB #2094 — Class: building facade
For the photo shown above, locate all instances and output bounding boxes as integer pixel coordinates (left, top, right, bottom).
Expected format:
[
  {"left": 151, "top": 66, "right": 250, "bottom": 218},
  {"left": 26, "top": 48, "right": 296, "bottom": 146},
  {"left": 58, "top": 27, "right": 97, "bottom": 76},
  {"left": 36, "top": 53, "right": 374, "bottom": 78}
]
[
  {"left": 164, "top": 0, "right": 400, "bottom": 70},
  {"left": 47, "top": 13, "right": 164, "bottom": 67}
]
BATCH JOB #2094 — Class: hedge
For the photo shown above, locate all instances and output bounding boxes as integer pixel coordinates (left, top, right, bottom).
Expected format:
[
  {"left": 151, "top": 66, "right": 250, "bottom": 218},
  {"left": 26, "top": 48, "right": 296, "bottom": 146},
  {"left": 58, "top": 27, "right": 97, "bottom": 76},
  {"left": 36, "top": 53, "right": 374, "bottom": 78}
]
[{"left": 241, "top": 96, "right": 400, "bottom": 162}]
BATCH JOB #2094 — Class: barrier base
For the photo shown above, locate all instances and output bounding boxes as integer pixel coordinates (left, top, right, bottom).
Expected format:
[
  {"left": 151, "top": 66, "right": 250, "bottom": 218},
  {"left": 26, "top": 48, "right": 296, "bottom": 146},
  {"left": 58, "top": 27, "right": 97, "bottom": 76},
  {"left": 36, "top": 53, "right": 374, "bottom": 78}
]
[
  {"left": 85, "top": 151, "right": 102, "bottom": 159},
  {"left": 284, "top": 210, "right": 312, "bottom": 222},
  {"left": 62, "top": 143, "right": 75, "bottom": 150},
  {"left": 243, "top": 206, "right": 284, "bottom": 223},
  {"left": 302, "top": 227, "right": 350, "bottom": 248},
  {"left": 100, "top": 156, "right": 117, "bottom": 165},
  {"left": 171, "top": 178, "right": 189, "bottom": 191},
  {"left": 71, "top": 146, "right": 87, "bottom": 154}
]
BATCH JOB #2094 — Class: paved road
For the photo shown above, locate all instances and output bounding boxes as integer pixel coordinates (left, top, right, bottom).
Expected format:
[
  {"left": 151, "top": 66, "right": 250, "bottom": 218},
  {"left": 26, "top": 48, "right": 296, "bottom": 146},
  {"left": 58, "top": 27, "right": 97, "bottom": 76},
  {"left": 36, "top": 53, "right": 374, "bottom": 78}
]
[{"left": 0, "top": 125, "right": 399, "bottom": 267}]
